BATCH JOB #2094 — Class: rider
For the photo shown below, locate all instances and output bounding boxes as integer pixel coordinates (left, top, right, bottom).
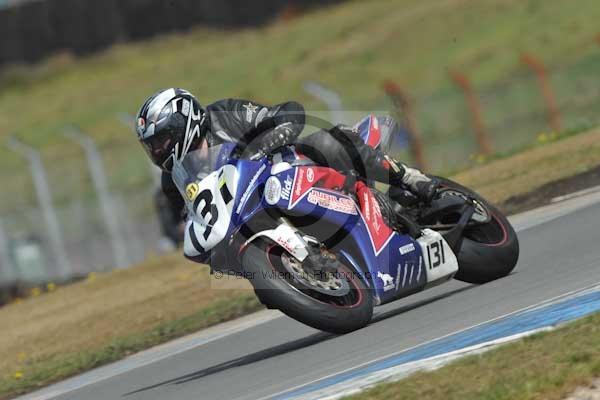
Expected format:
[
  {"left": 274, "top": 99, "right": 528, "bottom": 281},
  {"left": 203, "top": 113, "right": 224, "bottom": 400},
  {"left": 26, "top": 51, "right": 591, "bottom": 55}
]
[{"left": 135, "top": 88, "right": 438, "bottom": 260}]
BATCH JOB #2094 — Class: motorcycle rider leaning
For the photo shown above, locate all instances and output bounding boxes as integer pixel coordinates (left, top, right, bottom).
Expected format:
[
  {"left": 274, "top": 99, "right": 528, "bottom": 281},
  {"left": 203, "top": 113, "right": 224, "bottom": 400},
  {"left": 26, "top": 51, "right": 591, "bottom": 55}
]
[{"left": 135, "top": 88, "right": 438, "bottom": 261}]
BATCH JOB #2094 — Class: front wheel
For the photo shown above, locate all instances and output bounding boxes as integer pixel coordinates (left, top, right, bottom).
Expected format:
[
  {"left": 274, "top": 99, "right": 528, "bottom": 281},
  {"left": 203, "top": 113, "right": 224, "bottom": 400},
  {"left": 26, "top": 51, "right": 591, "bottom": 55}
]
[
  {"left": 241, "top": 240, "right": 373, "bottom": 334},
  {"left": 433, "top": 177, "right": 520, "bottom": 284}
]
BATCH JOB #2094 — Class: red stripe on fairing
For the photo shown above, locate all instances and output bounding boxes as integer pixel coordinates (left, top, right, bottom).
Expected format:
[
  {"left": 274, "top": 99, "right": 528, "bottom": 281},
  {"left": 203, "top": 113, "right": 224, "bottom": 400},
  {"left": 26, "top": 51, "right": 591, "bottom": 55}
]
[
  {"left": 356, "top": 181, "right": 394, "bottom": 255},
  {"left": 289, "top": 166, "right": 347, "bottom": 209},
  {"left": 366, "top": 115, "right": 381, "bottom": 149}
]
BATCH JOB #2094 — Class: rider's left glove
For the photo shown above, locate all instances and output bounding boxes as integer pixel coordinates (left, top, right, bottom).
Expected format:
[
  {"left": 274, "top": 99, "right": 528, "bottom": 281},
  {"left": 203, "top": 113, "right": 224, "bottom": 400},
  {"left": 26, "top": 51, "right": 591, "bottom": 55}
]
[{"left": 258, "top": 122, "right": 298, "bottom": 155}]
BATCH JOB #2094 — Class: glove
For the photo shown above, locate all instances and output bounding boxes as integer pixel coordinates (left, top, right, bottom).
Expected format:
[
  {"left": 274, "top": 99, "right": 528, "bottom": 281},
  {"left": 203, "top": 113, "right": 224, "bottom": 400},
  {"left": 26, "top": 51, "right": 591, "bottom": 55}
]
[{"left": 257, "top": 122, "right": 298, "bottom": 155}]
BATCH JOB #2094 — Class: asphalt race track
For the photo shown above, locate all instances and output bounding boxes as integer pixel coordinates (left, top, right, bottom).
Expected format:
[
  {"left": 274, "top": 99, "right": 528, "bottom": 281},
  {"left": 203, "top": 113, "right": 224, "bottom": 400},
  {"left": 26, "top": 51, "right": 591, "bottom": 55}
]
[{"left": 19, "top": 189, "right": 600, "bottom": 400}]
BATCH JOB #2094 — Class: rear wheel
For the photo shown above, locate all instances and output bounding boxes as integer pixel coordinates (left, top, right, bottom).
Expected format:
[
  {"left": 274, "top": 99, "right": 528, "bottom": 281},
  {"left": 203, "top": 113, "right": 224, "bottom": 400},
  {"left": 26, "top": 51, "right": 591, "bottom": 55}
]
[
  {"left": 242, "top": 240, "right": 373, "bottom": 334},
  {"left": 433, "top": 177, "right": 520, "bottom": 284}
]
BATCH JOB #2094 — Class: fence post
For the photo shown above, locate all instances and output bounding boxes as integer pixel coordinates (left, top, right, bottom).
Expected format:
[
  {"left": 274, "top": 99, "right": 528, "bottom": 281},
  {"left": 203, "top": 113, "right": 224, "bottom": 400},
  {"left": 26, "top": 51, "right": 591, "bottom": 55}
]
[
  {"left": 382, "top": 80, "right": 427, "bottom": 170},
  {"left": 0, "top": 218, "right": 16, "bottom": 285},
  {"left": 64, "top": 127, "right": 131, "bottom": 269},
  {"left": 450, "top": 71, "right": 493, "bottom": 156},
  {"left": 6, "top": 137, "right": 72, "bottom": 280},
  {"left": 117, "top": 112, "right": 162, "bottom": 188},
  {"left": 520, "top": 53, "right": 562, "bottom": 133},
  {"left": 303, "top": 81, "right": 345, "bottom": 125}
]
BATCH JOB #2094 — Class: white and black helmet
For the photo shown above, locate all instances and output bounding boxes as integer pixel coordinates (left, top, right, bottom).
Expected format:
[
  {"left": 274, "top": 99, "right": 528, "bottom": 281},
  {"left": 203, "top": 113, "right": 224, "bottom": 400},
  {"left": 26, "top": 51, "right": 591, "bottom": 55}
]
[{"left": 135, "top": 88, "right": 206, "bottom": 171}]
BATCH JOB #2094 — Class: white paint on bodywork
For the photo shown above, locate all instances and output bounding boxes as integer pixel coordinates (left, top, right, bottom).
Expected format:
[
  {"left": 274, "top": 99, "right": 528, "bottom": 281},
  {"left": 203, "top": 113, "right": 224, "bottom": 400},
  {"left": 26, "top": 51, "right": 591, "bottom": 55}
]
[
  {"left": 417, "top": 229, "right": 458, "bottom": 285},
  {"left": 271, "top": 161, "right": 292, "bottom": 175},
  {"left": 243, "top": 223, "right": 309, "bottom": 261}
]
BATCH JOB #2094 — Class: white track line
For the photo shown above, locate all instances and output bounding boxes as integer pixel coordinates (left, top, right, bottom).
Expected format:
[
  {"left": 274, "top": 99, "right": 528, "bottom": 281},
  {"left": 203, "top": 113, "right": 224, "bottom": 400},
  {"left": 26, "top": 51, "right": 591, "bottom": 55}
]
[
  {"left": 16, "top": 310, "right": 283, "bottom": 400},
  {"left": 305, "top": 328, "right": 555, "bottom": 400},
  {"left": 510, "top": 186, "right": 600, "bottom": 231},
  {"left": 551, "top": 184, "right": 600, "bottom": 203},
  {"left": 261, "top": 282, "right": 600, "bottom": 400}
]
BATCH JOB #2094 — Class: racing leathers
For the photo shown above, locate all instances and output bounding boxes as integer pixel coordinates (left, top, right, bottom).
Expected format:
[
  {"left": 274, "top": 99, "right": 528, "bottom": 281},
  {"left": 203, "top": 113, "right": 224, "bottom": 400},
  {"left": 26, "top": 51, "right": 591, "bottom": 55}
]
[{"left": 160, "top": 98, "right": 436, "bottom": 262}]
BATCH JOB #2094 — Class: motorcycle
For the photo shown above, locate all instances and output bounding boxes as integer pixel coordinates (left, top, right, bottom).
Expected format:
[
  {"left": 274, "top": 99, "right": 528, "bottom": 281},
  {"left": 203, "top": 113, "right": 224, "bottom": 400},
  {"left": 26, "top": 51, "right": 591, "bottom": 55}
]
[{"left": 172, "top": 115, "right": 519, "bottom": 334}]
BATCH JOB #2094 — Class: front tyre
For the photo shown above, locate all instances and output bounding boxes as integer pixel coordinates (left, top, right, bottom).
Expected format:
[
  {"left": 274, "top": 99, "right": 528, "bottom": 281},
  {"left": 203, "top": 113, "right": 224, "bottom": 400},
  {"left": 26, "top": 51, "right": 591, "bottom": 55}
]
[
  {"left": 434, "top": 177, "right": 520, "bottom": 284},
  {"left": 242, "top": 240, "right": 373, "bottom": 334}
]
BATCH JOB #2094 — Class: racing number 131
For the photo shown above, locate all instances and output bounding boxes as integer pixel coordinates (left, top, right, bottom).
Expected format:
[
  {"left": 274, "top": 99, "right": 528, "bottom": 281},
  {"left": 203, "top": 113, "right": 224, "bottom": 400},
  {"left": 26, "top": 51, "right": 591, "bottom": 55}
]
[{"left": 426, "top": 240, "right": 446, "bottom": 269}]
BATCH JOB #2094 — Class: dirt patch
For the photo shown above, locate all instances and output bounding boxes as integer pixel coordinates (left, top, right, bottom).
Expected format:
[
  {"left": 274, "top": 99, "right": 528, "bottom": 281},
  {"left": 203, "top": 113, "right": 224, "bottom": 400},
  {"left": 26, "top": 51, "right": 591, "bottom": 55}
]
[
  {"left": 499, "top": 164, "right": 600, "bottom": 215},
  {"left": 565, "top": 378, "right": 600, "bottom": 400}
]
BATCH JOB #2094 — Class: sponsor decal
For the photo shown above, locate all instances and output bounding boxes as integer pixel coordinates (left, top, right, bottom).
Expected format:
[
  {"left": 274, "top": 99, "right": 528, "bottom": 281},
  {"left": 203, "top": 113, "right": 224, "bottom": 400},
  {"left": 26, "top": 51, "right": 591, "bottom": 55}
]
[
  {"left": 306, "top": 167, "right": 315, "bottom": 183},
  {"left": 243, "top": 102, "right": 258, "bottom": 123},
  {"left": 377, "top": 271, "right": 395, "bottom": 292},
  {"left": 181, "top": 99, "right": 191, "bottom": 117},
  {"left": 307, "top": 190, "right": 357, "bottom": 215},
  {"left": 289, "top": 168, "right": 310, "bottom": 208},
  {"left": 399, "top": 243, "right": 416, "bottom": 255},
  {"left": 236, "top": 165, "right": 266, "bottom": 214},
  {"left": 358, "top": 183, "right": 394, "bottom": 255},
  {"left": 185, "top": 182, "right": 200, "bottom": 201},
  {"left": 276, "top": 235, "right": 296, "bottom": 254},
  {"left": 264, "top": 176, "right": 282, "bottom": 205},
  {"left": 425, "top": 239, "right": 446, "bottom": 270},
  {"left": 295, "top": 168, "right": 305, "bottom": 198},
  {"left": 363, "top": 192, "right": 371, "bottom": 221},
  {"left": 281, "top": 175, "right": 293, "bottom": 201},
  {"left": 370, "top": 199, "right": 384, "bottom": 236},
  {"left": 288, "top": 166, "right": 347, "bottom": 209}
]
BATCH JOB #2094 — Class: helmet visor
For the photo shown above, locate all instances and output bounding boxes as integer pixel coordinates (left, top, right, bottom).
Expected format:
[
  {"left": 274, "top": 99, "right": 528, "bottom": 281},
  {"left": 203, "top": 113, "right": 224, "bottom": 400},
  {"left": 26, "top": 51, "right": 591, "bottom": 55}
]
[{"left": 142, "top": 134, "right": 175, "bottom": 171}]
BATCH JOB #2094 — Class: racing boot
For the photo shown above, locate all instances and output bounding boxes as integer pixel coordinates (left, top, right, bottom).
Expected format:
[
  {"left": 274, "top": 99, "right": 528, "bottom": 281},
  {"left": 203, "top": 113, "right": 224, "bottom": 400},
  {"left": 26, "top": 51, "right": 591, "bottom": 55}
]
[{"left": 380, "top": 156, "right": 439, "bottom": 204}]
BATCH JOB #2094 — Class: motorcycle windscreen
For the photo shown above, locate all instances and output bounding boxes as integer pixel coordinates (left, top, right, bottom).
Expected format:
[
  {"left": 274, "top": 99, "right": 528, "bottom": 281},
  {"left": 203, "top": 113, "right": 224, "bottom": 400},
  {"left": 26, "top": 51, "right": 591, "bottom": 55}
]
[
  {"left": 172, "top": 143, "right": 239, "bottom": 254},
  {"left": 171, "top": 143, "right": 236, "bottom": 199}
]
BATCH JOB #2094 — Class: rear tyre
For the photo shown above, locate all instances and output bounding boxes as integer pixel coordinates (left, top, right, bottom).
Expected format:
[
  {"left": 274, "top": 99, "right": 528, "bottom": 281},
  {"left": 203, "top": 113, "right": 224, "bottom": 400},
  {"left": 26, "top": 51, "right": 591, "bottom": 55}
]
[
  {"left": 242, "top": 240, "right": 373, "bottom": 334},
  {"left": 434, "top": 177, "right": 520, "bottom": 284}
]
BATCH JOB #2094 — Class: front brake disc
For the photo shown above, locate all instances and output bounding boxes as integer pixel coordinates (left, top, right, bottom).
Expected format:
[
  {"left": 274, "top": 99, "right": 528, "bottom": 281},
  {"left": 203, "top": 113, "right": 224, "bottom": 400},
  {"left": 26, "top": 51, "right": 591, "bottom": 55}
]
[{"left": 280, "top": 253, "right": 351, "bottom": 297}]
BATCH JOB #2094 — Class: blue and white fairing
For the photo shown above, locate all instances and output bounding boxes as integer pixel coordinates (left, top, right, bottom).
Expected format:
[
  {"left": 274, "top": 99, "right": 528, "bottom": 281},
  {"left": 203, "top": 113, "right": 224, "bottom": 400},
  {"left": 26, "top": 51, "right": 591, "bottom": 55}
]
[{"left": 172, "top": 132, "right": 458, "bottom": 305}]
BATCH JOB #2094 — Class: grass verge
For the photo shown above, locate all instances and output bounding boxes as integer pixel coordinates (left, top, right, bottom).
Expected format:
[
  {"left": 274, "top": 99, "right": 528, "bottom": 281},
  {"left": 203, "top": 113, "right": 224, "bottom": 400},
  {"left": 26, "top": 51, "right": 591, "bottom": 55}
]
[
  {"left": 345, "top": 312, "right": 600, "bottom": 400},
  {"left": 1, "top": 127, "right": 599, "bottom": 398},
  {"left": 452, "top": 127, "right": 600, "bottom": 206},
  {"left": 0, "top": 255, "right": 261, "bottom": 399},
  {"left": 0, "top": 295, "right": 261, "bottom": 400}
]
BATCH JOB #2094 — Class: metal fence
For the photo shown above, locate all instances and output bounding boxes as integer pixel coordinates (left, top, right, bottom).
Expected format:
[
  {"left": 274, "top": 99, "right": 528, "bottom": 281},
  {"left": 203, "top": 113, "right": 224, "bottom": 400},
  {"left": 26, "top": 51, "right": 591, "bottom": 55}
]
[{"left": 0, "top": 128, "right": 166, "bottom": 290}]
